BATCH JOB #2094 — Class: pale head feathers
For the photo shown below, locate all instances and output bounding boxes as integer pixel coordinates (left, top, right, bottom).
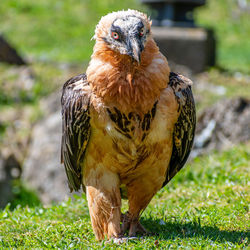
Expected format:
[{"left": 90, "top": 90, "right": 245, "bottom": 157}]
[
  {"left": 86, "top": 9, "right": 170, "bottom": 114},
  {"left": 93, "top": 9, "right": 151, "bottom": 41}
]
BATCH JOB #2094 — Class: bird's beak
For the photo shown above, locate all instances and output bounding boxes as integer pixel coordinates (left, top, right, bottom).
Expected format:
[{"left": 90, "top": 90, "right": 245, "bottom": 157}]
[{"left": 126, "top": 36, "right": 143, "bottom": 63}]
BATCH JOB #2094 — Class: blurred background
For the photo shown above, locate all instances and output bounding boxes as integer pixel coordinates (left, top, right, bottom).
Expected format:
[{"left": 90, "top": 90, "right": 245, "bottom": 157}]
[{"left": 0, "top": 0, "right": 249, "bottom": 209}]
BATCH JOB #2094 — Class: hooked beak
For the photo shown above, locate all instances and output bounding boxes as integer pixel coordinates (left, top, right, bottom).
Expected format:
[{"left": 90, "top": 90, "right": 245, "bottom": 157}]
[{"left": 126, "top": 36, "right": 144, "bottom": 63}]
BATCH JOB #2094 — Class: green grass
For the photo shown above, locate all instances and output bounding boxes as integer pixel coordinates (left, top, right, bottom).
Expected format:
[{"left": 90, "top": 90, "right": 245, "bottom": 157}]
[{"left": 0, "top": 145, "right": 249, "bottom": 248}]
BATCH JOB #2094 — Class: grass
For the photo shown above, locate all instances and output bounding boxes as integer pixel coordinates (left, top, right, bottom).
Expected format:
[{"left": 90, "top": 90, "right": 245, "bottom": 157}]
[{"left": 0, "top": 144, "right": 249, "bottom": 248}]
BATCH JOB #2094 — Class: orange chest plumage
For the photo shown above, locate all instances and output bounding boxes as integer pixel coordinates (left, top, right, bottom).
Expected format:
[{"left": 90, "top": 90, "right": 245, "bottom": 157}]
[{"left": 86, "top": 39, "right": 170, "bottom": 114}]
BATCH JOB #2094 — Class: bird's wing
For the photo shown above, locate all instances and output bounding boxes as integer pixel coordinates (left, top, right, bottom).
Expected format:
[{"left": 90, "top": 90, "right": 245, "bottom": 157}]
[
  {"left": 162, "top": 72, "right": 196, "bottom": 187},
  {"left": 61, "top": 74, "right": 91, "bottom": 192}
]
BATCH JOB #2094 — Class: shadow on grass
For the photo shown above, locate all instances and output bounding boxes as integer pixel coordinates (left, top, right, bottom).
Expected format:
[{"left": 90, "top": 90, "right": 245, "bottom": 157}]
[{"left": 141, "top": 218, "right": 249, "bottom": 245}]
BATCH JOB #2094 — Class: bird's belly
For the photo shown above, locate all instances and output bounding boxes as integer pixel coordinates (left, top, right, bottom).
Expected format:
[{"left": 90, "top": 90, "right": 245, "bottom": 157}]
[{"left": 102, "top": 114, "right": 174, "bottom": 183}]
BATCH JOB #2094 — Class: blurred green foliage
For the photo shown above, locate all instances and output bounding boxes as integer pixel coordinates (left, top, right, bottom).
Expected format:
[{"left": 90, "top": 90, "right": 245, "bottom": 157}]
[
  {"left": 0, "top": 0, "right": 141, "bottom": 62},
  {"left": 195, "top": 0, "right": 250, "bottom": 73},
  {"left": 0, "top": 0, "right": 249, "bottom": 72},
  {"left": 10, "top": 180, "right": 41, "bottom": 209}
]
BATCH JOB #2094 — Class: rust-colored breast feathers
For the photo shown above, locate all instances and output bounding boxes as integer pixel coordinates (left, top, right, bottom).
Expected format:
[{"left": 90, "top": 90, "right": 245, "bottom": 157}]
[{"left": 86, "top": 39, "right": 170, "bottom": 114}]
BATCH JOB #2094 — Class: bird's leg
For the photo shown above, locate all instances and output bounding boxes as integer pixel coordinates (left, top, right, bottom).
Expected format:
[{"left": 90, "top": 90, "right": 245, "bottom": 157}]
[
  {"left": 85, "top": 170, "right": 121, "bottom": 240},
  {"left": 121, "top": 176, "right": 163, "bottom": 237},
  {"left": 121, "top": 211, "right": 148, "bottom": 236}
]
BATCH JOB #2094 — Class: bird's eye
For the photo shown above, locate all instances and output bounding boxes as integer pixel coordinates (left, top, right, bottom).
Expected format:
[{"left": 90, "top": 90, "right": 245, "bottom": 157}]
[
  {"left": 112, "top": 32, "right": 119, "bottom": 40},
  {"left": 139, "top": 28, "right": 144, "bottom": 37}
]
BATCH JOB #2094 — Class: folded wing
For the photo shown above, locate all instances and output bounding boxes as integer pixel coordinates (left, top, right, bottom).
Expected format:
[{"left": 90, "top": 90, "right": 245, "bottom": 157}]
[
  {"left": 61, "top": 74, "right": 91, "bottom": 192},
  {"left": 162, "top": 72, "right": 196, "bottom": 187}
]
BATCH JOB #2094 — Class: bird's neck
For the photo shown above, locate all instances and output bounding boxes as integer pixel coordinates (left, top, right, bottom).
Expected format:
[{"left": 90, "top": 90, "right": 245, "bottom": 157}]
[{"left": 86, "top": 38, "right": 170, "bottom": 114}]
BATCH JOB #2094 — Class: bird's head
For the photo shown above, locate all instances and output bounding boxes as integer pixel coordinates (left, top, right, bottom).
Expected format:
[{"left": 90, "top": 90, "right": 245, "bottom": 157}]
[{"left": 93, "top": 9, "right": 152, "bottom": 63}]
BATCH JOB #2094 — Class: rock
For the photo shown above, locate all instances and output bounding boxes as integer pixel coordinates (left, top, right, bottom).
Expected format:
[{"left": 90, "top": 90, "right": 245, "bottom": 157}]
[
  {"left": 0, "top": 65, "right": 35, "bottom": 103},
  {"left": 192, "top": 97, "right": 250, "bottom": 157},
  {"left": 152, "top": 27, "right": 216, "bottom": 73},
  {"left": 40, "top": 91, "right": 62, "bottom": 116},
  {"left": 22, "top": 91, "right": 78, "bottom": 204},
  {"left": 0, "top": 35, "right": 26, "bottom": 65},
  {"left": 0, "top": 105, "right": 34, "bottom": 166}
]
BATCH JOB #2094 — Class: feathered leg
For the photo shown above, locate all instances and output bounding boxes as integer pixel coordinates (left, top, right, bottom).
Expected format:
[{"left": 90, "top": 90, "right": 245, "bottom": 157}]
[
  {"left": 121, "top": 176, "right": 163, "bottom": 236},
  {"left": 85, "top": 169, "right": 121, "bottom": 240}
]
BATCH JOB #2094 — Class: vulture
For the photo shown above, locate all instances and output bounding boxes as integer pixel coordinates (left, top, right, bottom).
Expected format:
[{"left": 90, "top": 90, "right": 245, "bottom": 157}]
[{"left": 61, "top": 9, "right": 196, "bottom": 241}]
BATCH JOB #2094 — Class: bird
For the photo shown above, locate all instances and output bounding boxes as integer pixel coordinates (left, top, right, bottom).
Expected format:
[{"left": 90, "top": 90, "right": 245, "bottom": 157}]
[{"left": 61, "top": 9, "right": 196, "bottom": 241}]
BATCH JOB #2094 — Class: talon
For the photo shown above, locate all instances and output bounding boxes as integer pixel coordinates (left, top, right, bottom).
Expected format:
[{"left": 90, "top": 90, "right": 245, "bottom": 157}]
[
  {"left": 129, "top": 220, "right": 148, "bottom": 237},
  {"left": 121, "top": 212, "right": 149, "bottom": 236}
]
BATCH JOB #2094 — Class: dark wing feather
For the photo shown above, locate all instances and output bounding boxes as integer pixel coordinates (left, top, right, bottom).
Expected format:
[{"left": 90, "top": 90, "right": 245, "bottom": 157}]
[
  {"left": 162, "top": 72, "right": 196, "bottom": 187},
  {"left": 61, "top": 74, "right": 91, "bottom": 192}
]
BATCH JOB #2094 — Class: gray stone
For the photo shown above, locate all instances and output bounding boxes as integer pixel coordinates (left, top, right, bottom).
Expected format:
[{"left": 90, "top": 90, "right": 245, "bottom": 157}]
[
  {"left": 22, "top": 91, "right": 79, "bottom": 204},
  {"left": 142, "top": 0, "right": 206, "bottom": 27},
  {"left": 0, "top": 35, "right": 26, "bottom": 65},
  {"left": 152, "top": 26, "right": 216, "bottom": 72}
]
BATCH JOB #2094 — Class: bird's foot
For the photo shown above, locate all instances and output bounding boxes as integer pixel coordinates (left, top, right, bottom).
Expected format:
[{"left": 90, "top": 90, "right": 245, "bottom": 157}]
[
  {"left": 121, "top": 212, "right": 149, "bottom": 237},
  {"left": 128, "top": 220, "right": 148, "bottom": 236}
]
